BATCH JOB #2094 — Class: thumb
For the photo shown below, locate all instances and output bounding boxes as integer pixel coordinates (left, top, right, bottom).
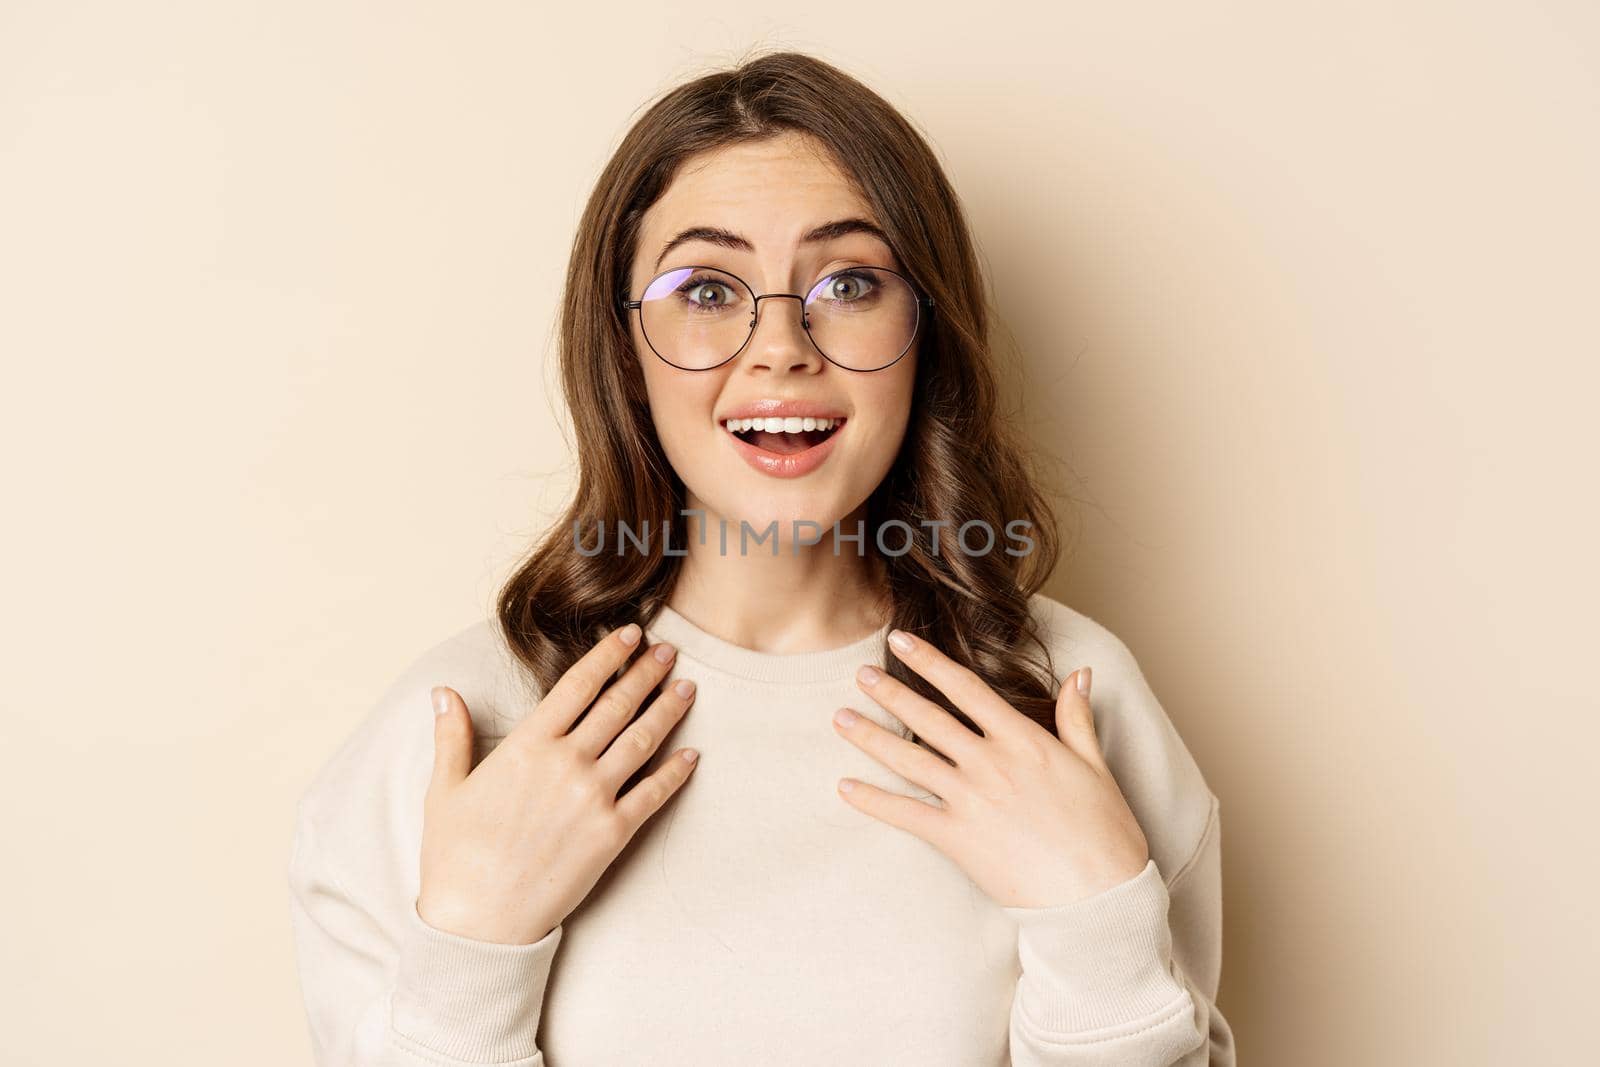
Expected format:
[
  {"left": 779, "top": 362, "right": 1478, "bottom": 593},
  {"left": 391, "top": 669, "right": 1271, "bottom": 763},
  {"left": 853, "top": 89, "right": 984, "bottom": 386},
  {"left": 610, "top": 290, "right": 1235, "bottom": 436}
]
[
  {"left": 428, "top": 686, "right": 473, "bottom": 791},
  {"left": 1054, "top": 667, "right": 1108, "bottom": 773}
]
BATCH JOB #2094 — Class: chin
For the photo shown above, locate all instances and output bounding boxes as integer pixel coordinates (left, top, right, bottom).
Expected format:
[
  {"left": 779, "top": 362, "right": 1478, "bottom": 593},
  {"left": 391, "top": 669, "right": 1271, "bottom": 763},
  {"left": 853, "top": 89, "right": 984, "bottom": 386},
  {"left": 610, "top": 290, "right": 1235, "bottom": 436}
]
[
  {"left": 711, "top": 494, "right": 841, "bottom": 529},
  {"left": 693, "top": 492, "right": 855, "bottom": 548}
]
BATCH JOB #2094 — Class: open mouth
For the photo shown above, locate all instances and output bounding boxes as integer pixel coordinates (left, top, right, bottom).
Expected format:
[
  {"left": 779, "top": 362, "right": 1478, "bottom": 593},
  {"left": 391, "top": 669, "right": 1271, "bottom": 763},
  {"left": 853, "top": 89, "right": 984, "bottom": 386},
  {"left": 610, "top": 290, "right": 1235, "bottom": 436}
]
[{"left": 722, "top": 416, "right": 846, "bottom": 456}]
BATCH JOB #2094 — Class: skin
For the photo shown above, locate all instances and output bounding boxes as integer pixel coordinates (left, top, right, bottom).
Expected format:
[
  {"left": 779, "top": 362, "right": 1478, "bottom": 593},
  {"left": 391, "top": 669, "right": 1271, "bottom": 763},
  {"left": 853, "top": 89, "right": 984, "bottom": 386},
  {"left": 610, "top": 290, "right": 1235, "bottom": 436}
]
[
  {"left": 419, "top": 132, "right": 1148, "bottom": 947},
  {"left": 628, "top": 131, "right": 914, "bottom": 651},
  {"left": 836, "top": 637, "right": 1150, "bottom": 907}
]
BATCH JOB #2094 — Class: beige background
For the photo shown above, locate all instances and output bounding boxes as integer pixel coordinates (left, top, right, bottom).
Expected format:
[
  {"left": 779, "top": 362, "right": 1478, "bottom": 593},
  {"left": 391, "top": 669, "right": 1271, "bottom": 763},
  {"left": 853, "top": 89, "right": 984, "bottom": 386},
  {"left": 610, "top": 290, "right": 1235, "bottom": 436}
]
[{"left": 3, "top": 2, "right": 1597, "bottom": 1063}]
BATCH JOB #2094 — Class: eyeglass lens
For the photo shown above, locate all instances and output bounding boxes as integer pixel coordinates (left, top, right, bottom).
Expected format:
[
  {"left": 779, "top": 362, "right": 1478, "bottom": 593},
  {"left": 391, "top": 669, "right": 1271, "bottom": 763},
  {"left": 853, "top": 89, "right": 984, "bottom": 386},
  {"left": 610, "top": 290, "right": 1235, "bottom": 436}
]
[{"left": 637, "top": 266, "right": 921, "bottom": 371}]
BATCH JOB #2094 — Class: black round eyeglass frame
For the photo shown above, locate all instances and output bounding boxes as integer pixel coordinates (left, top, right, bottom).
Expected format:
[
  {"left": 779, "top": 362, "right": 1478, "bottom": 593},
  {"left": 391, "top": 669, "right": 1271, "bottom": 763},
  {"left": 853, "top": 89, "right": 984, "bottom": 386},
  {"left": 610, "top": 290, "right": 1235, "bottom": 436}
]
[{"left": 619, "top": 264, "right": 936, "bottom": 373}]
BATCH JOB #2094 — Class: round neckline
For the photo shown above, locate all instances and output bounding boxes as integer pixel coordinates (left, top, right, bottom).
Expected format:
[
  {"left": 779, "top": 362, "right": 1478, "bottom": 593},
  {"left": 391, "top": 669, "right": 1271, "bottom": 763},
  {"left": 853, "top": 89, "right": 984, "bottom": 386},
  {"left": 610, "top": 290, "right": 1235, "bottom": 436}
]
[{"left": 644, "top": 603, "right": 890, "bottom": 685}]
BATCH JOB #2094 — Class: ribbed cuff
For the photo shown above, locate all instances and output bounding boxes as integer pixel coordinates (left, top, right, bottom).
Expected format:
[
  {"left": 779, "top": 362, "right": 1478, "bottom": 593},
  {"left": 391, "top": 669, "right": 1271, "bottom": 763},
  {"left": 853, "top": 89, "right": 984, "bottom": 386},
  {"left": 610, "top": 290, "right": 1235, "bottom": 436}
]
[
  {"left": 1001, "top": 859, "right": 1189, "bottom": 1035},
  {"left": 389, "top": 900, "right": 562, "bottom": 1063}
]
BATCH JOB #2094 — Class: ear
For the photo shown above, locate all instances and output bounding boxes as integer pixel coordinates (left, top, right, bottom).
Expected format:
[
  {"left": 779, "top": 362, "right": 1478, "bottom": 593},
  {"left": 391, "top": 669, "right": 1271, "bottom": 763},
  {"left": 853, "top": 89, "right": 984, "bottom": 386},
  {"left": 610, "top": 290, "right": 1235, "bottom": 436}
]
[{"left": 1054, "top": 667, "right": 1109, "bottom": 775}]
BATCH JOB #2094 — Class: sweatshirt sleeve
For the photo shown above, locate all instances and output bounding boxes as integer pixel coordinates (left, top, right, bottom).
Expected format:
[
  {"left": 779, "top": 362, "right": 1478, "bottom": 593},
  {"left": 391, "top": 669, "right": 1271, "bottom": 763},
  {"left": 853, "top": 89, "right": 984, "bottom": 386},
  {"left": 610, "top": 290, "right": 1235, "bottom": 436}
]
[
  {"left": 1002, "top": 793, "right": 1237, "bottom": 1066},
  {"left": 287, "top": 805, "right": 564, "bottom": 1066}
]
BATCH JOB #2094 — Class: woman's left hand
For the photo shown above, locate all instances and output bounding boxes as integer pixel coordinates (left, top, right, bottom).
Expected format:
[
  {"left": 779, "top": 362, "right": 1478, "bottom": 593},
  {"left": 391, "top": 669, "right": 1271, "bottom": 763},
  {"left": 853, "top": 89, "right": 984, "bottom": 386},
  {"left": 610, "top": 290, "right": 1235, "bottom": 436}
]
[{"left": 832, "top": 628, "right": 1150, "bottom": 909}]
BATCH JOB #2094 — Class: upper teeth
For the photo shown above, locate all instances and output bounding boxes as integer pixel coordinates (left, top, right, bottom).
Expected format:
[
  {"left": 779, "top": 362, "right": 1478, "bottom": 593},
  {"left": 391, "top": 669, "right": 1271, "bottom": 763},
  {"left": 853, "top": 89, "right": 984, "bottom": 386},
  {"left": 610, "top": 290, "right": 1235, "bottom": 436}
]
[{"left": 723, "top": 416, "right": 840, "bottom": 433}]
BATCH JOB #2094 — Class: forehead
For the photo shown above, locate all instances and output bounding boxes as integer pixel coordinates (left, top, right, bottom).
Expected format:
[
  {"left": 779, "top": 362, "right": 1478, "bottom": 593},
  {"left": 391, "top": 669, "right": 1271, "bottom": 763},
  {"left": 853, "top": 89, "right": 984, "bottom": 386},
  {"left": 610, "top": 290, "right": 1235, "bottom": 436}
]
[{"left": 642, "top": 133, "right": 880, "bottom": 244}]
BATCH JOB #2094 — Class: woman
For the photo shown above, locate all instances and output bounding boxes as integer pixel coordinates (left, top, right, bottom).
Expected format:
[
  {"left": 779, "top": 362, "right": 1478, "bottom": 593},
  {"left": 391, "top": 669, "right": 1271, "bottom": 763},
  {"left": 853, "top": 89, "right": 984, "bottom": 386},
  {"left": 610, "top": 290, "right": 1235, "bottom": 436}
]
[{"left": 289, "top": 50, "right": 1235, "bottom": 1066}]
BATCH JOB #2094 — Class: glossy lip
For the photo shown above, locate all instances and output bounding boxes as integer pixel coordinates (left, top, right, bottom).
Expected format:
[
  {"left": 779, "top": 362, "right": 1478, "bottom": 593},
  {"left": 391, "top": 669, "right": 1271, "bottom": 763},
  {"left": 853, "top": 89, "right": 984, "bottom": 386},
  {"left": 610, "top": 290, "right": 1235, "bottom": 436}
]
[
  {"left": 717, "top": 398, "right": 849, "bottom": 421},
  {"left": 723, "top": 416, "right": 847, "bottom": 479}
]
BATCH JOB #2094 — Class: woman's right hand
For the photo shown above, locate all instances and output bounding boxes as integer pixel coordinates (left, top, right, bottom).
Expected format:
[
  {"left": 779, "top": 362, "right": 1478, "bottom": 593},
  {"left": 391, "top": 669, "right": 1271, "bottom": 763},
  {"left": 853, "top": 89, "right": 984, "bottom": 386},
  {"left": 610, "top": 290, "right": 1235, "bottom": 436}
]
[{"left": 415, "top": 622, "right": 698, "bottom": 945}]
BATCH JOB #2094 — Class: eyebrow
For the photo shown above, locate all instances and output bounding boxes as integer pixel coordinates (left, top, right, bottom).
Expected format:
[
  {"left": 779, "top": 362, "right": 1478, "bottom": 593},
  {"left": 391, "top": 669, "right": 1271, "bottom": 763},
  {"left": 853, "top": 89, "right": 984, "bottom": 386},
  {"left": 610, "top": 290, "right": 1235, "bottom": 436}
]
[{"left": 653, "top": 216, "right": 892, "bottom": 272}]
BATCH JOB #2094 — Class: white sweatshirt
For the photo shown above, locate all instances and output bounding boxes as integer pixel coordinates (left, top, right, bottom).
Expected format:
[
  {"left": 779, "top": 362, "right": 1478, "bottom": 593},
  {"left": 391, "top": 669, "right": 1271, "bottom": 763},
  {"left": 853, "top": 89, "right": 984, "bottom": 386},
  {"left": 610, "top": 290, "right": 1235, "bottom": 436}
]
[{"left": 287, "top": 592, "right": 1236, "bottom": 1065}]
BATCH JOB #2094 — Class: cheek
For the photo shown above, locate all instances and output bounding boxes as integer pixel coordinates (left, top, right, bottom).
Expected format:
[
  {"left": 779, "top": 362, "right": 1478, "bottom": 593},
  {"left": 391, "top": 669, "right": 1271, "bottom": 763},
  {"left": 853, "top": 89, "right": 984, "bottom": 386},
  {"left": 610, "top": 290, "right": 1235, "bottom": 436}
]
[
  {"left": 634, "top": 349, "right": 721, "bottom": 470},
  {"left": 854, "top": 370, "right": 916, "bottom": 455}
]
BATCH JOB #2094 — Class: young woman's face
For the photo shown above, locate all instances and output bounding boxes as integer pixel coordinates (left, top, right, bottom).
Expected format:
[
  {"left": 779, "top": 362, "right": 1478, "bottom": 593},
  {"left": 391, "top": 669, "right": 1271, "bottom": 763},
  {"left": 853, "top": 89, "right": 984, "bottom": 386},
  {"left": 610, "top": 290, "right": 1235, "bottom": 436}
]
[{"left": 627, "top": 132, "right": 918, "bottom": 545}]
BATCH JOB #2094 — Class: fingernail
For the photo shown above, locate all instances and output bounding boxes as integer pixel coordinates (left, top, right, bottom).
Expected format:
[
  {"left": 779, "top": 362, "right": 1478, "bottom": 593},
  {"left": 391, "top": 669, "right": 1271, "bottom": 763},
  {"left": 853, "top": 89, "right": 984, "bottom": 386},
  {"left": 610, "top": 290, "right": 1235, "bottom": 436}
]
[
  {"left": 856, "top": 664, "right": 881, "bottom": 686},
  {"left": 1076, "top": 666, "right": 1092, "bottom": 698},
  {"left": 618, "top": 623, "right": 641, "bottom": 646},
  {"left": 431, "top": 688, "right": 449, "bottom": 716},
  {"left": 888, "top": 629, "right": 913, "bottom": 653},
  {"left": 834, "top": 707, "right": 857, "bottom": 727},
  {"left": 680, "top": 748, "right": 699, "bottom": 763},
  {"left": 838, "top": 778, "right": 856, "bottom": 793},
  {"left": 674, "top": 678, "right": 695, "bottom": 698},
  {"left": 653, "top": 641, "right": 677, "bottom": 663}
]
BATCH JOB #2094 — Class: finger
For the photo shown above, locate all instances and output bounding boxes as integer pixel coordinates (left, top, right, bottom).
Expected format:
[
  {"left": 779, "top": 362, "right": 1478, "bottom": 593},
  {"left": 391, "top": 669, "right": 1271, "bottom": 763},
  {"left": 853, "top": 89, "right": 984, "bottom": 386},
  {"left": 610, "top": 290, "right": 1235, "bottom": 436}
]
[
  {"left": 853, "top": 663, "right": 985, "bottom": 765},
  {"left": 428, "top": 686, "right": 473, "bottom": 792},
  {"left": 835, "top": 776, "right": 947, "bottom": 844},
  {"left": 520, "top": 622, "right": 646, "bottom": 738},
  {"left": 613, "top": 741, "right": 700, "bottom": 835},
  {"left": 883, "top": 630, "right": 1017, "bottom": 736},
  {"left": 1055, "top": 667, "right": 1108, "bottom": 774},
  {"left": 569, "top": 640, "right": 679, "bottom": 756},
  {"left": 596, "top": 676, "right": 698, "bottom": 790},
  {"left": 831, "top": 705, "right": 963, "bottom": 799}
]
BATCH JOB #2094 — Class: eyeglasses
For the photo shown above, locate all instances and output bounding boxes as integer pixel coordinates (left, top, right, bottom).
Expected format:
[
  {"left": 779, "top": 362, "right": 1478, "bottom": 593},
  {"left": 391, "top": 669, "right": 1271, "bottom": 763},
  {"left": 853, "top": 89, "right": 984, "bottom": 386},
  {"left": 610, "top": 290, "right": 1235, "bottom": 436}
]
[{"left": 620, "top": 264, "right": 934, "bottom": 372}]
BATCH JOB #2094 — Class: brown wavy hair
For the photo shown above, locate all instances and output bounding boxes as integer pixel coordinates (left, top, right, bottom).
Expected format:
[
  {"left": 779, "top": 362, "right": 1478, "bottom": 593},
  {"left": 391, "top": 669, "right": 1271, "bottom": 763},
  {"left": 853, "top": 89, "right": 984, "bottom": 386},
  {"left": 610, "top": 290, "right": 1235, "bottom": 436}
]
[{"left": 496, "top": 48, "right": 1065, "bottom": 767}]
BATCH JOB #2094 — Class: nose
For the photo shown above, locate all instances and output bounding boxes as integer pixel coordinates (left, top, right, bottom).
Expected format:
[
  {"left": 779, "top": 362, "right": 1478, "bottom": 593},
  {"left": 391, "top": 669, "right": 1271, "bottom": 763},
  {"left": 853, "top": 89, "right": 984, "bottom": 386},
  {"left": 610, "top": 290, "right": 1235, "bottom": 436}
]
[{"left": 741, "top": 293, "right": 825, "bottom": 374}]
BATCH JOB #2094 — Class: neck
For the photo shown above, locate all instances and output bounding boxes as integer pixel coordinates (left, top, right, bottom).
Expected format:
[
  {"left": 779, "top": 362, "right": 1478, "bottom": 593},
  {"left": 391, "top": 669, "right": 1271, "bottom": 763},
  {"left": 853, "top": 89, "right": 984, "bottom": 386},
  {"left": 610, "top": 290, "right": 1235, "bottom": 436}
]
[{"left": 666, "top": 495, "right": 889, "bottom": 655}]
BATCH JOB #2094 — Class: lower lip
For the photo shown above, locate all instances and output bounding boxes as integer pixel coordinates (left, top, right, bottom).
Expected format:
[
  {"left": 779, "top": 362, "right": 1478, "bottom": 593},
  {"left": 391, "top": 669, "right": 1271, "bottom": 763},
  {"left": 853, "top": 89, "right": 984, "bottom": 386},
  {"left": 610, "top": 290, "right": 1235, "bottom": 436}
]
[{"left": 724, "top": 420, "right": 846, "bottom": 478}]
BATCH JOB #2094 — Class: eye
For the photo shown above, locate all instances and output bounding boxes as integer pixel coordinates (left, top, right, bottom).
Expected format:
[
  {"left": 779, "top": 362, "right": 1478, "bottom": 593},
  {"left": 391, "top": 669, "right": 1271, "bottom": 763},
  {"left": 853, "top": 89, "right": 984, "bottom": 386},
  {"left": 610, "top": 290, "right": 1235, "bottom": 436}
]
[
  {"left": 818, "top": 270, "right": 878, "bottom": 304},
  {"left": 677, "top": 275, "right": 740, "bottom": 311}
]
